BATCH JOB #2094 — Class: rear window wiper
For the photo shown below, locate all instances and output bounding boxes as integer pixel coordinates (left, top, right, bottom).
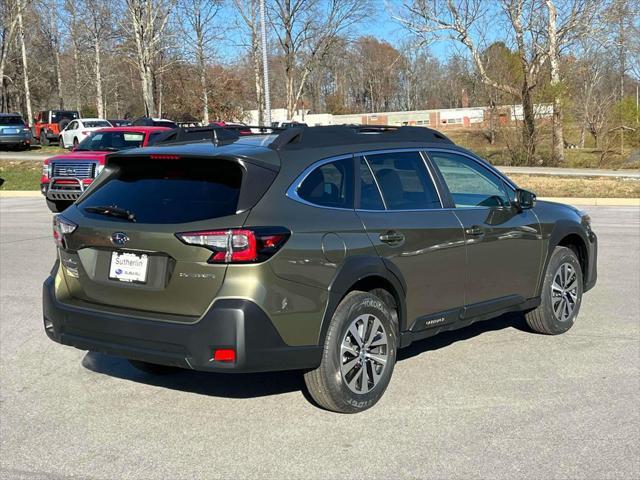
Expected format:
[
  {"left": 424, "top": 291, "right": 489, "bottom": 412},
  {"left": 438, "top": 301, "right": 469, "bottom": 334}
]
[{"left": 84, "top": 205, "right": 136, "bottom": 222}]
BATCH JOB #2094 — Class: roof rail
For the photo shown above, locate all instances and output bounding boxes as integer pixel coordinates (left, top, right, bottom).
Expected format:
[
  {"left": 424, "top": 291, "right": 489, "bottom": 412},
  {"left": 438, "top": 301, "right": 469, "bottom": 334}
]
[
  {"left": 150, "top": 125, "right": 240, "bottom": 146},
  {"left": 268, "top": 125, "right": 453, "bottom": 151}
]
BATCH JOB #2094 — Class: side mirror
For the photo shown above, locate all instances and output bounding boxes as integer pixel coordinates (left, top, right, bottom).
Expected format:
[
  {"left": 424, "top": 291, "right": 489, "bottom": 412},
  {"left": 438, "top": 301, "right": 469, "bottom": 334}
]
[{"left": 514, "top": 188, "right": 536, "bottom": 211}]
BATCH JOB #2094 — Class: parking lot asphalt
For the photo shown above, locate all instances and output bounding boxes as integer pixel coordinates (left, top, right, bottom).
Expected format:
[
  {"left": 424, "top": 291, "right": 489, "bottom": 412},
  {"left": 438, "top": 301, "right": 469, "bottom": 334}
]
[{"left": 1, "top": 198, "right": 638, "bottom": 480}]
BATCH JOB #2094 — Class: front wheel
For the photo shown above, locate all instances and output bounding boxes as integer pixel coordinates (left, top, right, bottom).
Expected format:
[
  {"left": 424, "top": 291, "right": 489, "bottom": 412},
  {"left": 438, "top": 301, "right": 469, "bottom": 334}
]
[
  {"left": 525, "top": 246, "right": 583, "bottom": 334},
  {"left": 304, "top": 291, "right": 397, "bottom": 413},
  {"left": 72, "top": 137, "right": 79, "bottom": 148}
]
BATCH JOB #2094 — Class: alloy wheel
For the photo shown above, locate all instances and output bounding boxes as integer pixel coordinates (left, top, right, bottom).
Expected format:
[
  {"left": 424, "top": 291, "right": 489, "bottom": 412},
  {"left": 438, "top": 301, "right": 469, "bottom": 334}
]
[
  {"left": 340, "top": 313, "right": 389, "bottom": 394},
  {"left": 551, "top": 262, "right": 579, "bottom": 322}
]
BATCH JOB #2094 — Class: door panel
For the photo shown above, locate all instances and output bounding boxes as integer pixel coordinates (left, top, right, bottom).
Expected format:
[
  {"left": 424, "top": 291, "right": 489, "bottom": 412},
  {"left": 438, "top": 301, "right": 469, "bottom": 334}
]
[
  {"left": 453, "top": 207, "right": 542, "bottom": 306},
  {"left": 428, "top": 149, "right": 543, "bottom": 308},
  {"left": 356, "top": 152, "right": 466, "bottom": 325},
  {"left": 358, "top": 209, "right": 466, "bottom": 323}
]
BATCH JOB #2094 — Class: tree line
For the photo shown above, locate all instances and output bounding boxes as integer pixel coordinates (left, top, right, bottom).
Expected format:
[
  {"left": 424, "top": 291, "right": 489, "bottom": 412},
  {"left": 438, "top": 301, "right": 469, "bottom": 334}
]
[{"left": 0, "top": 0, "right": 638, "bottom": 164}]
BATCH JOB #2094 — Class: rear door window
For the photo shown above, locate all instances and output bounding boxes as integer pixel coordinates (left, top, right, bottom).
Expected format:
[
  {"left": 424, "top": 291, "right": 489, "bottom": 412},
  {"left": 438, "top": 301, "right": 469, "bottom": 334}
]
[
  {"left": 297, "top": 158, "right": 354, "bottom": 209},
  {"left": 80, "top": 159, "right": 243, "bottom": 224},
  {"left": 364, "top": 151, "right": 441, "bottom": 210}
]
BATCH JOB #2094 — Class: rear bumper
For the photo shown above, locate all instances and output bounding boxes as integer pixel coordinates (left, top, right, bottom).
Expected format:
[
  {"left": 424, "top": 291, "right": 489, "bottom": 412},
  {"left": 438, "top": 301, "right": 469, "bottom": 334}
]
[
  {"left": 43, "top": 276, "right": 322, "bottom": 373},
  {"left": 0, "top": 134, "right": 29, "bottom": 145}
]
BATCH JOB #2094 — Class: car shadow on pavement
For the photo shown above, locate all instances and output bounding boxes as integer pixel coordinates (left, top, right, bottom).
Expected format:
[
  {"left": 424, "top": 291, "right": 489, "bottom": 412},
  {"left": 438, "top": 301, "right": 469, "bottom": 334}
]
[
  {"left": 81, "top": 311, "right": 531, "bottom": 399},
  {"left": 82, "top": 352, "right": 306, "bottom": 399}
]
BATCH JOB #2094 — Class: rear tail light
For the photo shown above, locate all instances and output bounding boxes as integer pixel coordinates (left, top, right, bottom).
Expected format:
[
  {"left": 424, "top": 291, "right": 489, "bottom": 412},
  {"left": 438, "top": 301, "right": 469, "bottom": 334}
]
[
  {"left": 53, "top": 215, "right": 77, "bottom": 248},
  {"left": 176, "top": 228, "right": 290, "bottom": 264}
]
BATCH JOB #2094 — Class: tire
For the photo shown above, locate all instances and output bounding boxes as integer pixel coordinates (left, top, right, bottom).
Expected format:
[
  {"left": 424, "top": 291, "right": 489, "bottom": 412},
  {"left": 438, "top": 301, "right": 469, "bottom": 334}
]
[
  {"left": 59, "top": 136, "right": 65, "bottom": 149},
  {"left": 73, "top": 137, "right": 79, "bottom": 148},
  {"left": 128, "top": 359, "right": 179, "bottom": 375},
  {"left": 46, "top": 198, "right": 73, "bottom": 213},
  {"left": 304, "top": 291, "right": 398, "bottom": 413},
  {"left": 40, "top": 131, "right": 49, "bottom": 146},
  {"left": 525, "top": 246, "right": 583, "bottom": 335}
]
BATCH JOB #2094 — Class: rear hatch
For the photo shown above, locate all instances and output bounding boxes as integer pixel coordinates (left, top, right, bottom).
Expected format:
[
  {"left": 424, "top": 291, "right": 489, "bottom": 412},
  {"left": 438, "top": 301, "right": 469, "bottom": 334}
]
[{"left": 58, "top": 152, "right": 277, "bottom": 318}]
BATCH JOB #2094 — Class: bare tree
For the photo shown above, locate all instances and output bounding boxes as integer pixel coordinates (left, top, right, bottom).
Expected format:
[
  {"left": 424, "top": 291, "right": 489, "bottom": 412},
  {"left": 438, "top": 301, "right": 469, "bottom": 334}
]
[
  {"left": 124, "top": 0, "right": 176, "bottom": 117},
  {"left": 545, "top": 0, "right": 599, "bottom": 163},
  {"left": 233, "top": 0, "right": 264, "bottom": 124},
  {"left": 1, "top": 0, "right": 21, "bottom": 109},
  {"left": 178, "top": 0, "right": 223, "bottom": 124},
  {"left": 63, "top": 0, "right": 83, "bottom": 112},
  {"left": 16, "top": 0, "right": 33, "bottom": 123},
  {"left": 81, "top": 0, "right": 115, "bottom": 118},
  {"left": 35, "top": 0, "right": 64, "bottom": 109},
  {"left": 399, "top": 0, "right": 548, "bottom": 161},
  {"left": 271, "top": 0, "right": 369, "bottom": 119}
]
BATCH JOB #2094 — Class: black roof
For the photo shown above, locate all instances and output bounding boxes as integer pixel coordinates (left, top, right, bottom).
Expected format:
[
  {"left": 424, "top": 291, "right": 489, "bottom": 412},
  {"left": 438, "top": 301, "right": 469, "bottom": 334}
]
[{"left": 268, "top": 125, "right": 453, "bottom": 151}]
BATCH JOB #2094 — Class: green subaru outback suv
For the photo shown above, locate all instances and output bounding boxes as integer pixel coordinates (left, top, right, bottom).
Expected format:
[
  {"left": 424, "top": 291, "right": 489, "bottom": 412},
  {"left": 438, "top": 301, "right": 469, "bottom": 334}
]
[{"left": 43, "top": 125, "right": 597, "bottom": 413}]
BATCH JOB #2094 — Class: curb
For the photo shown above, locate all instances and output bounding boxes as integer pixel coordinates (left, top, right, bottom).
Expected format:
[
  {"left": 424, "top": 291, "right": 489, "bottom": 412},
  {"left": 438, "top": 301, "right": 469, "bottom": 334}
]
[
  {"left": 1, "top": 190, "right": 638, "bottom": 206},
  {"left": 0, "top": 191, "right": 42, "bottom": 197},
  {"left": 539, "top": 197, "right": 640, "bottom": 206}
]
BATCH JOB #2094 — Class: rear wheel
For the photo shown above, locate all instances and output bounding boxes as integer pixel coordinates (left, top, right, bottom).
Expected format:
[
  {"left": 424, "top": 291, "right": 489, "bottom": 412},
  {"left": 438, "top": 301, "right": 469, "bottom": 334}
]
[
  {"left": 525, "top": 246, "right": 583, "bottom": 334},
  {"left": 128, "top": 360, "right": 179, "bottom": 375},
  {"left": 304, "top": 291, "right": 397, "bottom": 413},
  {"left": 46, "top": 198, "right": 73, "bottom": 213}
]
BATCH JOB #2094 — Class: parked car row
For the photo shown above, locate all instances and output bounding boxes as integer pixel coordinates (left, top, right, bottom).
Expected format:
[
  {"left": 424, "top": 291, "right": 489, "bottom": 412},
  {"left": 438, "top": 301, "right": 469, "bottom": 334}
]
[{"left": 41, "top": 126, "right": 171, "bottom": 212}]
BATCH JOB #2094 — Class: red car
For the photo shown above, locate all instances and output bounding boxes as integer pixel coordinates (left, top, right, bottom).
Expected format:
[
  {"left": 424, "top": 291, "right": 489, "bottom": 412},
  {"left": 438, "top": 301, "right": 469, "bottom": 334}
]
[{"left": 41, "top": 126, "right": 170, "bottom": 212}]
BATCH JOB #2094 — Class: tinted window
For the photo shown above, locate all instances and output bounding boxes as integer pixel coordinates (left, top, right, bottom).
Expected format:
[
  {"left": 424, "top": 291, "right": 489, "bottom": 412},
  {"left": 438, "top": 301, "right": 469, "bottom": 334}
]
[
  {"left": 298, "top": 158, "right": 354, "bottom": 209},
  {"left": 365, "top": 152, "right": 440, "bottom": 210},
  {"left": 358, "top": 158, "right": 384, "bottom": 210},
  {"left": 0, "top": 116, "right": 24, "bottom": 125},
  {"left": 428, "top": 151, "right": 510, "bottom": 208},
  {"left": 52, "top": 111, "right": 78, "bottom": 123},
  {"left": 77, "top": 131, "right": 145, "bottom": 151},
  {"left": 67, "top": 121, "right": 77, "bottom": 130},
  {"left": 147, "top": 132, "right": 165, "bottom": 145},
  {"left": 83, "top": 120, "right": 111, "bottom": 128},
  {"left": 80, "top": 159, "right": 242, "bottom": 224}
]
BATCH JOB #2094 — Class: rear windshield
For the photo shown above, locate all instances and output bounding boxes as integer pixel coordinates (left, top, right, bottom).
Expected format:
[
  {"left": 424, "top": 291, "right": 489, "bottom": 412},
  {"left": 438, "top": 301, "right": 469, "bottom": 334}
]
[
  {"left": 52, "top": 111, "right": 79, "bottom": 123},
  {"left": 83, "top": 120, "right": 111, "bottom": 128},
  {"left": 0, "top": 116, "right": 24, "bottom": 125},
  {"left": 153, "top": 121, "right": 177, "bottom": 128},
  {"left": 80, "top": 159, "right": 243, "bottom": 224}
]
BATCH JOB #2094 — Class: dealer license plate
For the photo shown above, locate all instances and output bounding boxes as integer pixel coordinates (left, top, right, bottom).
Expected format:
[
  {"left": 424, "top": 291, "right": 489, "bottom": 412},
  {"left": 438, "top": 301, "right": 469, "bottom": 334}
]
[{"left": 109, "top": 252, "right": 149, "bottom": 283}]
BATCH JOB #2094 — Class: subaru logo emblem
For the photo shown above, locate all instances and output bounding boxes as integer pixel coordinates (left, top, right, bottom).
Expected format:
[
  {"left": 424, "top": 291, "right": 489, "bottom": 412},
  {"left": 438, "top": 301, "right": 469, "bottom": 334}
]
[{"left": 111, "top": 232, "right": 129, "bottom": 247}]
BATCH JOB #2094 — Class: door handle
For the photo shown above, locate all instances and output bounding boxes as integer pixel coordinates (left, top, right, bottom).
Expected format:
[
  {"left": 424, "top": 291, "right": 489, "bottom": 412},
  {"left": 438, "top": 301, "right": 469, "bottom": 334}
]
[
  {"left": 379, "top": 231, "right": 405, "bottom": 245},
  {"left": 464, "top": 225, "right": 485, "bottom": 237}
]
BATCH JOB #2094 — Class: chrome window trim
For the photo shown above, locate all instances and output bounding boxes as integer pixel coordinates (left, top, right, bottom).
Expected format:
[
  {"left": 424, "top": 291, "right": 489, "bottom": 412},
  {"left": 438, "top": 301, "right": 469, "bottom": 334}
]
[
  {"left": 286, "top": 147, "right": 513, "bottom": 214},
  {"left": 285, "top": 154, "right": 355, "bottom": 211}
]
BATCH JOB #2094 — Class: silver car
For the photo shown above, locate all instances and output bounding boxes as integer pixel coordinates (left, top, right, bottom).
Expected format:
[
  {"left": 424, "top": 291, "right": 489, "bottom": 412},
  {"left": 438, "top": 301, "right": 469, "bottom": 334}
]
[{"left": 0, "top": 113, "right": 31, "bottom": 150}]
